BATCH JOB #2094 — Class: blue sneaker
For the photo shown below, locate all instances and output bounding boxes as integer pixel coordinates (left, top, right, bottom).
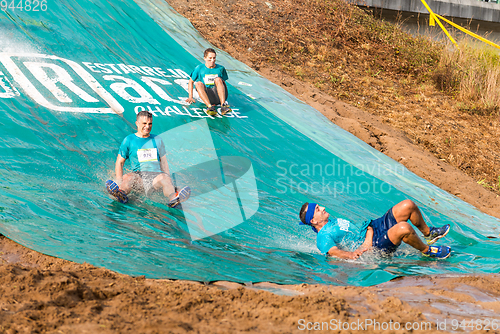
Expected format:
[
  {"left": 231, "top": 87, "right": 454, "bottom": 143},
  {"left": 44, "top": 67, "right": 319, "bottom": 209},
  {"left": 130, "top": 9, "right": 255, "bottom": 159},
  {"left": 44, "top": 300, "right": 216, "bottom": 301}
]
[
  {"left": 105, "top": 180, "right": 129, "bottom": 204},
  {"left": 423, "top": 245, "right": 451, "bottom": 259},
  {"left": 424, "top": 224, "right": 450, "bottom": 245},
  {"left": 168, "top": 186, "right": 191, "bottom": 208}
]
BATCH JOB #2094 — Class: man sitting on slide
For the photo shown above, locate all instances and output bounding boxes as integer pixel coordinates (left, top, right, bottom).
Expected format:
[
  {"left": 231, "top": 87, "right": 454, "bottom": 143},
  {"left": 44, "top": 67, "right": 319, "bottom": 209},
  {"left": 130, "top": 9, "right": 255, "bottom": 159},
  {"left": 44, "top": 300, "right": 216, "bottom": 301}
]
[
  {"left": 185, "top": 48, "right": 232, "bottom": 116},
  {"left": 106, "top": 111, "right": 190, "bottom": 208},
  {"left": 299, "top": 200, "right": 451, "bottom": 259}
]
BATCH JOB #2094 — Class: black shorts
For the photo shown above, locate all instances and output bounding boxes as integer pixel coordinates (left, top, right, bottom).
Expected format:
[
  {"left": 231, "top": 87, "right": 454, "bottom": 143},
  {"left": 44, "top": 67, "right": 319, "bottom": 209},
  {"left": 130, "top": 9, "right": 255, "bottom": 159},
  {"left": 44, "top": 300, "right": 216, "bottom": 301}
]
[
  {"left": 133, "top": 171, "right": 163, "bottom": 195},
  {"left": 369, "top": 208, "right": 399, "bottom": 254},
  {"left": 198, "top": 82, "right": 229, "bottom": 105}
]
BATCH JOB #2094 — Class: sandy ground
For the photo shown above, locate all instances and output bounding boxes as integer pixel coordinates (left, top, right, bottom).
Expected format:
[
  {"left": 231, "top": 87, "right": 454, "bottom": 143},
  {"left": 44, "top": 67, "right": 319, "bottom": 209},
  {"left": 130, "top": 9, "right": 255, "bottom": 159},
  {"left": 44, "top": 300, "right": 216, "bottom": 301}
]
[
  {"left": 1, "top": 235, "right": 500, "bottom": 333},
  {"left": 2, "top": 2, "right": 500, "bottom": 333}
]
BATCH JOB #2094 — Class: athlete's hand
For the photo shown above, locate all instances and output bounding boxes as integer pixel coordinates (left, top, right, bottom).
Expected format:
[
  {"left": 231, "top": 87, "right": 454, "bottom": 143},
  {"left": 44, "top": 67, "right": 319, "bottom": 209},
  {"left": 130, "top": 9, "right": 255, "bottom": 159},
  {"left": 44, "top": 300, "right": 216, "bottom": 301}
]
[
  {"left": 185, "top": 97, "right": 196, "bottom": 104},
  {"left": 349, "top": 248, "right": 368, "bottom": 260}
]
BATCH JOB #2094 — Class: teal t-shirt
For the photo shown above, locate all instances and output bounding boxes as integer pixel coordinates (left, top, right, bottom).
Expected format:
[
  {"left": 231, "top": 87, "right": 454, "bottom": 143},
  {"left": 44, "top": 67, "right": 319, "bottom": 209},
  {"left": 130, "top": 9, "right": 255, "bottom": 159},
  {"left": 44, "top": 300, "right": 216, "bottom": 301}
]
[
  {"left": 118, "top": 134, "right": 166, "bottom": 172},
  {"left": 190, "top": 64, "right": 229, "bottom": 87},
  {"left": 316, "top": 218, "right": 370, "bottom": 255}
]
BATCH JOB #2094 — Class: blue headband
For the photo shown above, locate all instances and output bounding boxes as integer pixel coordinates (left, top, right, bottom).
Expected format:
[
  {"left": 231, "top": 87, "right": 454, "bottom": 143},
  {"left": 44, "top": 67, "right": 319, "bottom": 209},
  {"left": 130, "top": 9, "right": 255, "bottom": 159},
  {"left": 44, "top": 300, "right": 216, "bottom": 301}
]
[
  {"left": 299, "top": 203, "right": 318, "bottom": 233},
  {"left": 305, "top": 203, "right": 316, "bottom": 225}
]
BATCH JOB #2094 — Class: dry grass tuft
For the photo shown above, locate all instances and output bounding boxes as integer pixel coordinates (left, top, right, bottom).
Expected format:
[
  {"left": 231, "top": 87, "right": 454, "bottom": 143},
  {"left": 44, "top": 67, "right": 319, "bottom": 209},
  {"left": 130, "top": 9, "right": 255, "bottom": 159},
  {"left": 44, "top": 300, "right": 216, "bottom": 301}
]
[{"left": 435, "top": 40, "right": 500, "bottom": 115}]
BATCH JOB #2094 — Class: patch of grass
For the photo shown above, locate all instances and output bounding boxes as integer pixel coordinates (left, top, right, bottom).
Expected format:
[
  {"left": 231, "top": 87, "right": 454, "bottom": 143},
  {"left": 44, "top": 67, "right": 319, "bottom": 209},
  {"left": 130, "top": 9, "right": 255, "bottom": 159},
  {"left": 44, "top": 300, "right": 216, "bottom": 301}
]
[
  {"left": 478, "top": 179, "right": 495, "bottom": 190},
  {"left": 295, "top": 67, "right": 305, "bottom": 78},
  {"left": 434, "top": 39, "right": 500, "bottom": 113}
]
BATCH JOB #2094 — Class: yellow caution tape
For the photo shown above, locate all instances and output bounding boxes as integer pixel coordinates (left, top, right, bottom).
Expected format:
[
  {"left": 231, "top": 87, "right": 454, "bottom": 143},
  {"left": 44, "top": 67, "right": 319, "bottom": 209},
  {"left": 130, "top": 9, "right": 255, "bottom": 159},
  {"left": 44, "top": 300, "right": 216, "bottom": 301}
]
[
  {"left": 434, "top": 13, "right": 500, "bottom": 51},
  {"left": 429, "top": 13, "right": 435, "bottom": 27},
  {"left": 421, "top": 0, "right": 500, "bottom": 51},
  {"left": 420, "top": 0, "right": 457, "bottom": 47}
]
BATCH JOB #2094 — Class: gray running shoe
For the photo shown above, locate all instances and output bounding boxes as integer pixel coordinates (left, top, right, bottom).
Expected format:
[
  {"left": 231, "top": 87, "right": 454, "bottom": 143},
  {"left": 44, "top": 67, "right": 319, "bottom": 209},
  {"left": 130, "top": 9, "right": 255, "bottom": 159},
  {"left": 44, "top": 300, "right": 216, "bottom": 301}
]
[{"left": 168, "top": 186, "right": 191, "bottom": 208}]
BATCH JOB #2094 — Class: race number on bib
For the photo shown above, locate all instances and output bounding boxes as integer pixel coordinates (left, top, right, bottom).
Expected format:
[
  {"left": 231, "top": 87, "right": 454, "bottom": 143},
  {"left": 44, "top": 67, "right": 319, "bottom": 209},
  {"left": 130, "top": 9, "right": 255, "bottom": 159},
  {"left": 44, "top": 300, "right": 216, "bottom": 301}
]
[
  {"left": 137, "top": 148, "right": 157, "bottom": 162},
  {"left": 203, "top": 74, "right": 218, "bottom": 86}
]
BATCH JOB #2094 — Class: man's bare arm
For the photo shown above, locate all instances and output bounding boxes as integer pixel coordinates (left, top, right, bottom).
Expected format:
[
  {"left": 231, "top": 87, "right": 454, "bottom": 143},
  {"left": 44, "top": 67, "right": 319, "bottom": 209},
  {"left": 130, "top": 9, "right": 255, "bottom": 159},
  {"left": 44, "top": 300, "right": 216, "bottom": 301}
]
[
  {"left": 358, "top": 226, "right": 374, "bottom": 251},
  {"left": 326, "top": 226, "right": 373, "bottom": 260},
  {"left": 115, "top": 155, "right": 126, "bottom": 183},
  {"left": 327, "top": 246, "right": 368, "bottom": 260},
  {"left": 185, "top": 79, "right": 196, "bottom": 104},
  {"left": 159, "top": 155, "right": 171, "bottom": 175}
]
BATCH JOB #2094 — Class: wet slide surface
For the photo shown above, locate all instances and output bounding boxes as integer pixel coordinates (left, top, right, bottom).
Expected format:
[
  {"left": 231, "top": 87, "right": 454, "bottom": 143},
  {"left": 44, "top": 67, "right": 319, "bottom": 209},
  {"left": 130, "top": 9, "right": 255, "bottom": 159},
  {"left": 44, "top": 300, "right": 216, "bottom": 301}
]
[{"left": 0, "top": 0, "right": 499, "bottom": 286}]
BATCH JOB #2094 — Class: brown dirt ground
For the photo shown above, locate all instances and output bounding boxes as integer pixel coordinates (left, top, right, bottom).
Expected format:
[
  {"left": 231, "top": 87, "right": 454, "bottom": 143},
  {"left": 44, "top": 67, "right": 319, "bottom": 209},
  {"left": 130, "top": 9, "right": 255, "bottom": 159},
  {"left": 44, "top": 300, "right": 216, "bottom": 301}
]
[
  {"left": 1, "top": 1, "right": 500, "bottom": 333},
  {"left": 1, "top": 236, "right": 500, "bottom": 333}
]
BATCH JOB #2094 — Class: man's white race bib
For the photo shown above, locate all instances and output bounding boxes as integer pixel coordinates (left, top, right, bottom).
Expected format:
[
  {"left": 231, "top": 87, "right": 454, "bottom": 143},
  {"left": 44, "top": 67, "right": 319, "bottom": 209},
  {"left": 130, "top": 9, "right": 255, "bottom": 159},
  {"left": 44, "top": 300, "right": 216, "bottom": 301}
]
[
  {"left": 137, "top": 148, "right": 157, "bottom": 163},
  {"left": 203, "top": 74, "right": 218, "bottom": 86}
]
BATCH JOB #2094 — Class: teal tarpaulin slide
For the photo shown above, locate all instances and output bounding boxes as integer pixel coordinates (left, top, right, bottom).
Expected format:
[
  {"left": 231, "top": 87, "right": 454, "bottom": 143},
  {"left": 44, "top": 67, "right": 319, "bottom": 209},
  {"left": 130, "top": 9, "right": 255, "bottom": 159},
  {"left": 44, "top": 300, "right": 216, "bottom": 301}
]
[{"left": 0, "top": 0, "right": 499, "bottom": 286}]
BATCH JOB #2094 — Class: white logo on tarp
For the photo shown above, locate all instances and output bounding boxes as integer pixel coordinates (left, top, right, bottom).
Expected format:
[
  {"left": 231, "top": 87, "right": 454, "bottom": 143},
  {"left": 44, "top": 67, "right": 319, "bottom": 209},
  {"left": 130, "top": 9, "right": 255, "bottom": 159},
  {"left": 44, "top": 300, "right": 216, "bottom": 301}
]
[
  {"left": 0, "top": 71, "right": 20, "bottom": 98},
  {"left": 0, "top": 53, "right": 248, "bottom": 119},
  {"left": 0, "top": 53, "right": 123, "bottom": 113}
]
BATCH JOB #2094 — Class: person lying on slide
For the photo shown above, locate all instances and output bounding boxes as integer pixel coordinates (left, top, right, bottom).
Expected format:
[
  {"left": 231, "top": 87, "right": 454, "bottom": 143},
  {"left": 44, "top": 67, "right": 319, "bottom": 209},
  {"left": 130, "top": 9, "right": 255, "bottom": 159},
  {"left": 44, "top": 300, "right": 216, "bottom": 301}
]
[
  {"left": 185, "top": 48, "right": 232, "bottom": 116},
  {"left": 106, "top": 111, "right": 190, "bottom": 208},
  {"left": 299, "top": 200, "right": 451, "bottom": 259}
]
